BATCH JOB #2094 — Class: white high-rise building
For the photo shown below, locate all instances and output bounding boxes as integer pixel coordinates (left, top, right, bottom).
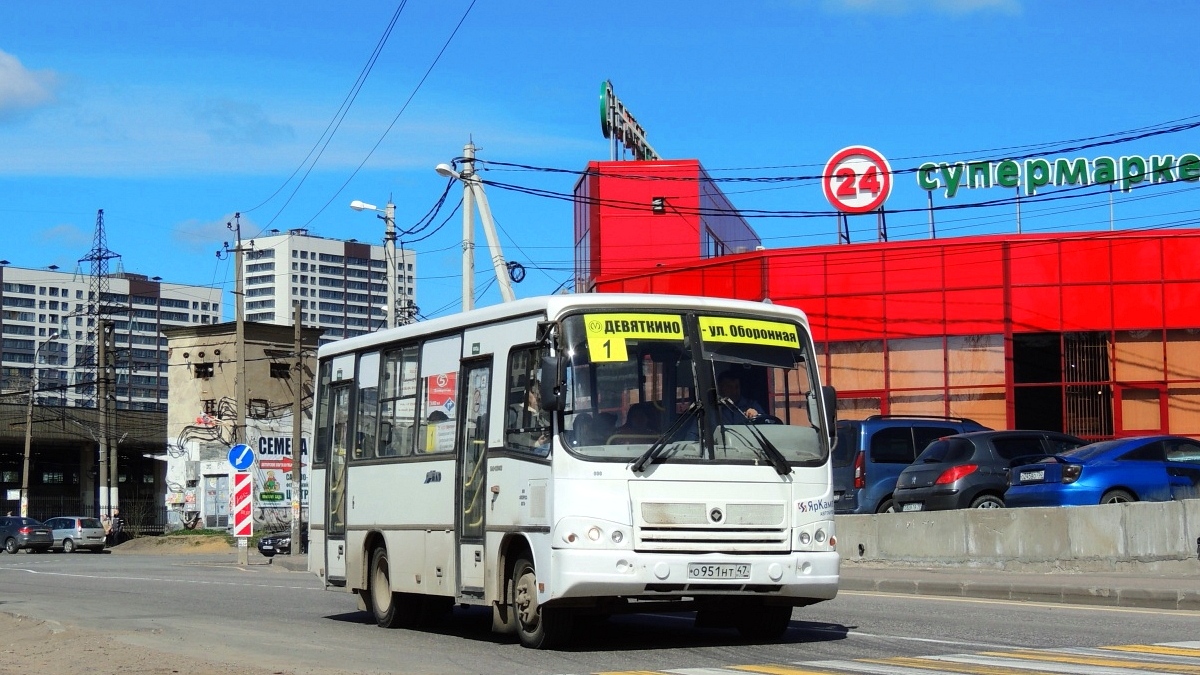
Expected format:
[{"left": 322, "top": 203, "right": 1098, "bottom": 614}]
[
  {"left": 0, "top": 265, "right": 222, "bottom": 411},
  {"left": 241, "top": 228, "right": 416, "bottom": 345}
]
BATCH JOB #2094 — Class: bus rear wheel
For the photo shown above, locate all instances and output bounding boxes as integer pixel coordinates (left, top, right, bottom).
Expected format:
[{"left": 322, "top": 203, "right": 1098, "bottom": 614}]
[
  {"left": 512, "top": 557, "right": 571, "bottom": 649},
  {"left": 370, "top": 547, "right": 403, "bottom": 628}
]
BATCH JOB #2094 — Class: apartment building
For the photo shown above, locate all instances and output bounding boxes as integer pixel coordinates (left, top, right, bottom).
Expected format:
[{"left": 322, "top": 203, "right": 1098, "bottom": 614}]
[
  {"left": 241, "top": 229, "right": 416, "bottom": 345},
  {"left": 0, "top": 265, "right": 222, "bottom": 411}
]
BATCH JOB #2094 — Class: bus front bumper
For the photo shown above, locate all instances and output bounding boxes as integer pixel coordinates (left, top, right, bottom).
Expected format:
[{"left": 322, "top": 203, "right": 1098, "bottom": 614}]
[{"left": 547, "top": 549, "right": 839, "bottom": 603}]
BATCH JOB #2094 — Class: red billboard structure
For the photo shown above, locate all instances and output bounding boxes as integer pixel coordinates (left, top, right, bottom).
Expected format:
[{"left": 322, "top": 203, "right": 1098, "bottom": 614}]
[{"left": 576, "top": 160, "right": 1200, "bottom": 440}]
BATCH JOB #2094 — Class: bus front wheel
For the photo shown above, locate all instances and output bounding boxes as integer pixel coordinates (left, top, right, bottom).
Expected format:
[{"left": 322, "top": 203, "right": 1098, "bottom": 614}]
[{"left": 512, "top": 557, "right": 571, "bottom": 649}]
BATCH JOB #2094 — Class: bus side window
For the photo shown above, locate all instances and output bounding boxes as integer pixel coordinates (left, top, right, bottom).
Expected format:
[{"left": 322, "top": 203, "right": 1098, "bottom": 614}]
[
  {"left": 354, "top": 352, "right": 380, "bottom": 460},
  {"left": 505, "top": 346, "right": 549, "bottom": 455},
  {"left": 377, "top": 345, "right": 418, "bottom": 458}
]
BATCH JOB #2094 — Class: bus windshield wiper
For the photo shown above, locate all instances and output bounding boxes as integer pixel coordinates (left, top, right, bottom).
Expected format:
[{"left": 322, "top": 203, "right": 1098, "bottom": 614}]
[
  {"left": 717, "top": 398, "right": 792, "bottom": 476},
  {"left": 631, "top": 402, "right": 702, "bottom": 473}
]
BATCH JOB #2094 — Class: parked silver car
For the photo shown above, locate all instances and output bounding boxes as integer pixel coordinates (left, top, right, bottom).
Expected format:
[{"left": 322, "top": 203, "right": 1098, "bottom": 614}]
[
  {"left": 43, "top": 516, "right": 107, "bottom": 553},
  {"left": 0, "top": 516, "right": 53, "bottom": 553}
]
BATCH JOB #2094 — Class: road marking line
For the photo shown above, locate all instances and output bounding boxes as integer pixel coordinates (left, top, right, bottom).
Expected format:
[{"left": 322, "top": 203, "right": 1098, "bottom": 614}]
[
  {"left": 1105, "top": 646, "right": 1200, "bottom": 658},
  {"left": 0, "top": 567, "right": 317, "bottom": 591},
  {"left": 727, "top": 664, "right": 843, "bottom": 674},
  {"left": 933, "top": 653, "right": 1152, "bottom": 675},
  {"left": 864, "top": 655, "right": 1067, "bottom": 675},
  {"left": 980, "top": 649, "right": 1200, "bottom": 673}
]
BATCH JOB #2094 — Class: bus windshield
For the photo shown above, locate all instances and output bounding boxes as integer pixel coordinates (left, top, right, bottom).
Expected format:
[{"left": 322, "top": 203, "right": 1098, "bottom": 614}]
[{"left": 560, "top": 311, "right": 827, "bottom": 467}]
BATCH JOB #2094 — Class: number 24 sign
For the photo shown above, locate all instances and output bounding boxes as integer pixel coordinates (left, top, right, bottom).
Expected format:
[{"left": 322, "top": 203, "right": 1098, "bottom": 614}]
[{"left": 822, "top": 146, "right": 893, "bottom": 214}]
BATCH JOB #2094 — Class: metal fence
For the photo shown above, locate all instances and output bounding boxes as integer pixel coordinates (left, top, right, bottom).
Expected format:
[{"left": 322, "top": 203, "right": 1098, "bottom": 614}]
[{"left": 25, "top": 498, "right": 168, "bottom": 535}]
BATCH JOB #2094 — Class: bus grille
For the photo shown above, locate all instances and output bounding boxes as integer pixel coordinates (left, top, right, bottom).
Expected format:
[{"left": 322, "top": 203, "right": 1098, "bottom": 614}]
[{"left": 635, "top": 501, "right": 789, "bottom": 553}]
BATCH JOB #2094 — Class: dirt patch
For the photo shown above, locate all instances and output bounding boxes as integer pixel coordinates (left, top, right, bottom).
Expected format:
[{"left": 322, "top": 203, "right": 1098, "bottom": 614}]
[
  {"left": 0, "top": 613, "right": 286, "bottom": 675},
  {"left": 110, "top": 536, "right": 234, "bottom": 555}
]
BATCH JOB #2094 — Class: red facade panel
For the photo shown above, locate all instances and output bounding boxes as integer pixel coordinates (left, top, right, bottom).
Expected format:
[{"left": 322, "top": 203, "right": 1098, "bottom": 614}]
[
  {"left": 1112, "top": 283, "right": 1164, "bottom": 330},
  {"left": 1007, "top": 240, "right": 1060, "bottom": 286},
  {"left": 884, "top": 246, "right": 943, "bottom": 293},
  {"left": 1060, "top": 239, "right": 1112, "bottom": 284},
  {"left": 1164, "top": 281, "right": 1200, "bottom": 328},
  {"left": 825, "top": 295, "right": 885, "bottom": 340},
  {"left": 1062, "top": 284, "right": 1113, "bottom": 331},
  {"left": 767, "top": 252, "right": 825, "bottom": 299},
  {"left": 944, "top": 288, "right": 1006, "bottom": 335},
  {"left": 945, "top": 242, "right": 1006, "bottom": 289},
  {"left": 1010, "top": 285, "right": 1060, "bottom": 332},
  {"left": 1111, "top": 238, "right": 1163, "bottom": 283},
  {"left": 826, "top": 250, "right": 885, "bottom": 296},
  {"left": 1162, "top": 235, "right": 1200, "bottom": 281},
  {"left": 885, "top": 291, "right": 945, "bottom": 337}
]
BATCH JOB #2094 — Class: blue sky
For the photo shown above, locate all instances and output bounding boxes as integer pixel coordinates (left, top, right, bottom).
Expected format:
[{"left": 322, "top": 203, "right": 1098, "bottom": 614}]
[{"left": 2, "top": 1, "right": 1198, "bottom": 319}]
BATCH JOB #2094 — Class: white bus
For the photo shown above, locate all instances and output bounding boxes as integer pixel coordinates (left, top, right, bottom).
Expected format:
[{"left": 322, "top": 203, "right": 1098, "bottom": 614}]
[{"left": 308, "top": 293, "right": 839, "bottom": 648}]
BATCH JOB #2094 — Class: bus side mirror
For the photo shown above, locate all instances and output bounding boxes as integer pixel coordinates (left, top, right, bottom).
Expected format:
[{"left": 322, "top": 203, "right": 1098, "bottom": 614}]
[
  {"left": 539, "top": 354, "right": 565, "bottom": 412},
  {"left": 822, "top": 385, "right": 838, "bottom": 441}
]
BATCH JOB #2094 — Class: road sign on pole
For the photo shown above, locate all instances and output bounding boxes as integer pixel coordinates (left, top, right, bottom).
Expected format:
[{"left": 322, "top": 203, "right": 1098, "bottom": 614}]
[
  {"left": 228, "top": 444, "right": 254, "bottom": 471},
  {"left": 232, "top": 471, "right": 253, "bottom": 538}
]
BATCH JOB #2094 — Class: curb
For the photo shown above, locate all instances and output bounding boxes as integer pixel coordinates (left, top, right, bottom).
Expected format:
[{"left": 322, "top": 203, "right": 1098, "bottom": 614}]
[{"left": 840, "top": 576, "right": 1200, "bottom": 611}]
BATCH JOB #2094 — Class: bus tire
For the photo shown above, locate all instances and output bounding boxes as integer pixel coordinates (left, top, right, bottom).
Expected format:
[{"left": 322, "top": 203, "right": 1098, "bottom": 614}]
[
  {"left": 369, "top": 547, "right": 402, "bottom": 628},
  {"left": 512, "top": 557, "right": 571, "bottom": 649}
]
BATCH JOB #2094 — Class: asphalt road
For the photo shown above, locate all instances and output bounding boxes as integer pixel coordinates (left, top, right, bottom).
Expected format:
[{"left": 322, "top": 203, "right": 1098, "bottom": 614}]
[{"left": 2, "top": 552, "right": 1199, "bottom": 675}]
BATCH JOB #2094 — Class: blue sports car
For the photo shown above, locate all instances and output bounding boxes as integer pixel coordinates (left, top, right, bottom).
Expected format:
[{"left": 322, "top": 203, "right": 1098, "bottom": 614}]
[{"left": 1006, "top": 435, "right": 1200, "bottom": 507}]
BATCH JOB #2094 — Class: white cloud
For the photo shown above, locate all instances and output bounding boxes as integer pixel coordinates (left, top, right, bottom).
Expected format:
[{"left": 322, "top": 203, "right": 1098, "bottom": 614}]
[
  {"left": 172, "top": 213, "right": 250, "bottom": 252},
  {"left": 38, "top": 223, "right": 90, "bottom": 248},
  {"left": 824, "top": 0, "right": 1020, "bottom": 14},
  {"left": 0, "top": 49, "right": 58, "bottom": 119},
  {"left": 195, "top": 99, "right": 295, "bottom": 146}
]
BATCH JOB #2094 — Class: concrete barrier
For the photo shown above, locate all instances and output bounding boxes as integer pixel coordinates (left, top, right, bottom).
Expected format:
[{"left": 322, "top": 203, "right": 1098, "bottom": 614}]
[{"left": 835, "top": 498, "right": 1200, "bottom": 567}]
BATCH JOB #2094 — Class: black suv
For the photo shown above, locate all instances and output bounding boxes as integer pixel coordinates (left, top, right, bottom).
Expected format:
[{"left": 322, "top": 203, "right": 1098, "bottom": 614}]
[{"left": 893, "top": 430, "right": 1088, "bottom": 511}]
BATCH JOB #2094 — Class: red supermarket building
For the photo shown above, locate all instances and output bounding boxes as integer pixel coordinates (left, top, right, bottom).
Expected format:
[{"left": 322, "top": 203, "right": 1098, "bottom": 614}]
[{"left": 574, "top": 159, "right": 1200, "bottom": 440}]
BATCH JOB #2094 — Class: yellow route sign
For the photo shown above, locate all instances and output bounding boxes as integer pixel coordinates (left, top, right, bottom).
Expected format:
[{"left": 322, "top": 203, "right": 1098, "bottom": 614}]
[
  {"left": 699, "top": 316, "right": 800, "bottom": 348},
  {"left": 583, "top": 313, "right": 683, "bottom": 363}
]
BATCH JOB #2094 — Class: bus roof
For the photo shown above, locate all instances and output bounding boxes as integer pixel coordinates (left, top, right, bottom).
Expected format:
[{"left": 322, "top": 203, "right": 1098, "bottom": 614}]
[{"left": 318, "top": 293, "right": 810, "bottom": 359}]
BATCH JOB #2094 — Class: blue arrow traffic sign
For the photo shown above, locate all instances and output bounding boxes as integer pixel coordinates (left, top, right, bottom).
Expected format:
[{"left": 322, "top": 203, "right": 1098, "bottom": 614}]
[{"left": 228, "top": 444, "right": 254, "bottom": 471}]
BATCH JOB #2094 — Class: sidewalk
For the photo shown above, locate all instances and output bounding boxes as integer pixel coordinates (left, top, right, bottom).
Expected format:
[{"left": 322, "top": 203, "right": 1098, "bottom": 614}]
[{"left": 839, "top": 559, "right": 1200, "bottom": 611}]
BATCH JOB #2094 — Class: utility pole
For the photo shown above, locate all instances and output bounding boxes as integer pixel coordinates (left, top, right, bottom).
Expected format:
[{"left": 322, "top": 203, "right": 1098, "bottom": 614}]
[
  {"left": 97, "top": 319, "right": 113, "bottom": 519},
  {"left": 383, "top": 200, "right": 397, "bottom": 329},
  {"left": 437, "top": 141, "right": 516, "bottom": 311},
  {"left": 21, "top": 331, "right": 60, "bottom": 517},
  {"left": 290, "top": 301, "right": 304, "bottom": 557},
  {"left": 222, "top": 213, "right": 251, "bottom": 446},
  {"left": 461, "top": 143, "right": 476, "bottom": 312}
]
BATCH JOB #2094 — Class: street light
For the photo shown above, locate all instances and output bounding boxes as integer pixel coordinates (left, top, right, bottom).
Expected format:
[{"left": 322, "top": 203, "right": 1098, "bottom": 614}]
[
  {"left": 436, "top": 142, "right": 515, "bottom": 312},
  {"left": 21, "top": 330, "right": 59, "bottom": 518},
  {"left": 349, "top": 199, "right": 402, "bottom": 329}
]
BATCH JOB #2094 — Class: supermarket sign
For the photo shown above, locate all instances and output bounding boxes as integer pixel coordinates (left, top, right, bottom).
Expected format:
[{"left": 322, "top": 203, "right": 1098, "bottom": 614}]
[{"left": 918, "top": 153, "right": 1200, "bottom": 198}]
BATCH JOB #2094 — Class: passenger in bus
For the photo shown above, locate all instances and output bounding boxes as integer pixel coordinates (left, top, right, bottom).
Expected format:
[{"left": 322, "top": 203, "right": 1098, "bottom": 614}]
[
  {"left": 608, "top": 402, "right": 660, "bottom": 444},
  {"left": 507, "top": 380, "right": 550, "bottom": 454},
  {"left": 717, "top": 370, "right": 764, "bottom": 423}
]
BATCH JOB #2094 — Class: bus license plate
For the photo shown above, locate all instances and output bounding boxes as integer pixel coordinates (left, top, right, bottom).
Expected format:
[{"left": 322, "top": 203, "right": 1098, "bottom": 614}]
[
  {"left": 688, "top": 563, "right": 750, "bottom": 579},
  {"left": 1019, "top": 469, "right": 1045, "bottom": 483}
]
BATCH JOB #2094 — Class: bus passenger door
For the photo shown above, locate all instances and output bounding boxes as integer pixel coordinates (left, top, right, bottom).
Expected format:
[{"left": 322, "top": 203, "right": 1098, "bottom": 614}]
[
  {"left": 456, "top": 359, "right": 492, "bottom": 596},
  {"left": 325, "top": 383, "right": 352, "bottom": 583}
]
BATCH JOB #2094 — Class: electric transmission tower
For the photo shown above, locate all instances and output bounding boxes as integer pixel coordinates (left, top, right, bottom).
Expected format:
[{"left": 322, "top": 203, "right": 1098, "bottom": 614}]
[{"left": 77, "top": 209, "right": 123, "bottom": 408}]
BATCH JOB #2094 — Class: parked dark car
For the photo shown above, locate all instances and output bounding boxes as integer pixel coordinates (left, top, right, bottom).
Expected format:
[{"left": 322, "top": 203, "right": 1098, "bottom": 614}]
[
  {"left": 257, "top": 529, "right": 308, "bottom": 557},
  {"left": 44, "top": 516, "right": 107, "bottom": 553},
  {"left": 894, "top": 430, "right": 1088, "bottom": 511},
  {"left": 832, "top": 415, "right": 990, "bottom": 514},
  {"left": 0, "top": 516, "right": 53, "bottom": 554},
  {"left": 1006, "top": 435, "right": 1200, "bottom": 507}
]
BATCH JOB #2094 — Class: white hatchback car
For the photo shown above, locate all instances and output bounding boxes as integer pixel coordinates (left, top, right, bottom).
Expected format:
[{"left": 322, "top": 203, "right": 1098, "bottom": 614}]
[{"left": 44, "top": 516, "right": 107, "bottom": 553}]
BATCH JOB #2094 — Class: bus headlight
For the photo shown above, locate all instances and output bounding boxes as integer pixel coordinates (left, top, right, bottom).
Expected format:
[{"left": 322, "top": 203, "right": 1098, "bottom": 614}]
[
  {"left": 552, "top": 517, "right": 632, "bottom": 550},
  {"left": 798, "top": 531, "right": 811, "bottom": 546},
  {"left": 587, "top": 526, "right": 602, "bottom": 541}
]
